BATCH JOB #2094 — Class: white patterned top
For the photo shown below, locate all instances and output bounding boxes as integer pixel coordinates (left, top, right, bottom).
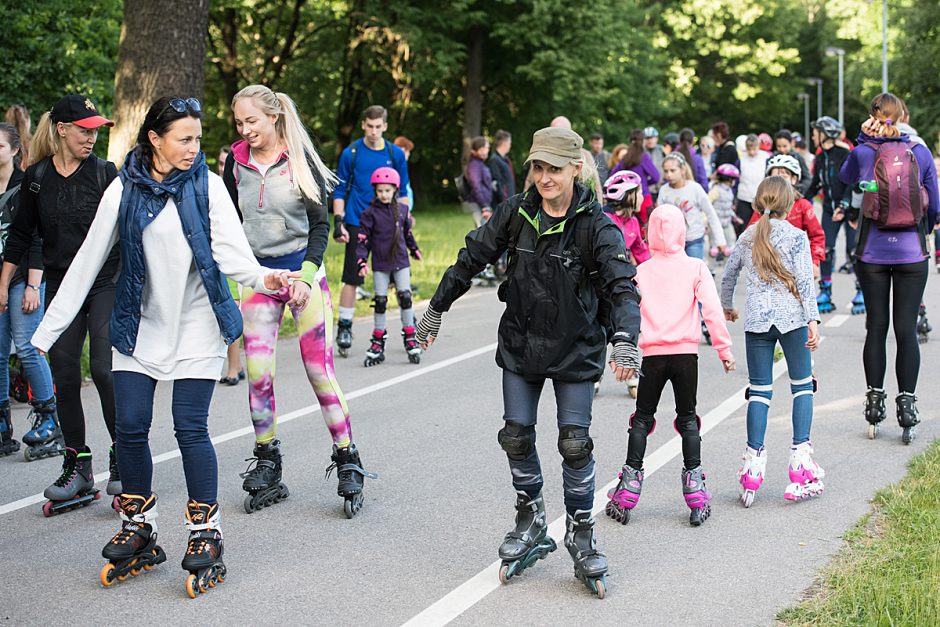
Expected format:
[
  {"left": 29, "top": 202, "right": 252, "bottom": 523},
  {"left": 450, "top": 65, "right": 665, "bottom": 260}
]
[{"left": 720, "top": 219, "right": 819, "bottom": 333}]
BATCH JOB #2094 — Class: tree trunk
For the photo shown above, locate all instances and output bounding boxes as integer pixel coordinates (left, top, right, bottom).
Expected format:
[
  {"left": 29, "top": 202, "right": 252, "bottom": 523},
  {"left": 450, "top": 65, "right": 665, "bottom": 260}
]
[
  {"left": 108, "top": 0, "right": 210, "bottom": 164},
  {"left": 218, "top": 7, "right": 240, "bottom": 106},
  {"left": 461, "top": 25, "right": 485, "bottom": 160}
]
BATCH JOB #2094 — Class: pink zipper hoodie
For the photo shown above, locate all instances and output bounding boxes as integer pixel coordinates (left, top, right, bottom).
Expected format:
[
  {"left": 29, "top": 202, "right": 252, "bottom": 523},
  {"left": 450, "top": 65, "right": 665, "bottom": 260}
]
[
  {"left": 608, "top": 213, "right": 651, "bottom": 264},
  {"left": 637, "top": 204, "right": 733, "bottom": 361}
]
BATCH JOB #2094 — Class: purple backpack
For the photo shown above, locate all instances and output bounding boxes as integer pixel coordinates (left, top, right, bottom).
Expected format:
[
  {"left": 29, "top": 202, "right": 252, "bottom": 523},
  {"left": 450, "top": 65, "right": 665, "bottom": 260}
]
[{"left": 861, "top": 141, "right": 926, "bottom": 230}]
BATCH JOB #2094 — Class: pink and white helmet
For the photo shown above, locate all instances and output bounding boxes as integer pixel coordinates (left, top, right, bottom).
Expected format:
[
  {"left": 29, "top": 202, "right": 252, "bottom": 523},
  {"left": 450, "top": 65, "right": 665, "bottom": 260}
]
[
  {"left": 716, "top": 163, "right": 740, "bottom": 179},
  {"left": 370, "top": 167, "right": 400, "bottom": 188},
  {"left": 603, "top": 170, "right": 642, "bottom": 201}
]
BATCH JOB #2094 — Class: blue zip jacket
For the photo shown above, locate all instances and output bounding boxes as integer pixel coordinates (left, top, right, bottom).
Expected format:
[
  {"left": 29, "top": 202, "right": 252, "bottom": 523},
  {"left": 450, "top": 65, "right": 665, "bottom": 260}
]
[{"left": 112, "top": 151, "right": 241, "bottom": 355}]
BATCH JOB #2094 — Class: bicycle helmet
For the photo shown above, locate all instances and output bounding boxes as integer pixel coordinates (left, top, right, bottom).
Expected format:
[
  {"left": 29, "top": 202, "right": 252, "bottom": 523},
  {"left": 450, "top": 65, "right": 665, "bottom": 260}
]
[
  {"left": 370, "top": 167, "right": 400, "bottom": 188},
  {"left": 812, "top": 116, "right": 843, "bottom": 140},
  {"left": 758, "top": 133, "right": 773, "bottom": 151},
  {"left": 643, "top": 127, "right": 659, "bottom": 139},
  {"left": 604, "top": 170, "right": 642, "bottom": 201},
  {"left": 715, "top": 163, "right": 740, "bottom": 179},
  {"left": 765, "top": 154, "right": 802, "bottom": 178}
]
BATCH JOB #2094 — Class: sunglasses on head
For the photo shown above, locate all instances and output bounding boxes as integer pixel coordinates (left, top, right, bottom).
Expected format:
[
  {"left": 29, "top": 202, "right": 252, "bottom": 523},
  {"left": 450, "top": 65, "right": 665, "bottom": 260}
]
[{"left": 159, "top": 98, "right": 201, "bottom": 118}]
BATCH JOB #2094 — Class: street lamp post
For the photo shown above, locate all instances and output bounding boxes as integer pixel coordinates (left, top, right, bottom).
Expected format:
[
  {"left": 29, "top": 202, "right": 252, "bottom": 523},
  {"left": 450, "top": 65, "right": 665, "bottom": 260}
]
[
  {"left": 798, "top": 92, "right": 810, "bottom": 141},
  {"left": 882, "top": 0, "right": 888, "bottom": 91},
  {"left": 826, "top": 47, "right": 846, "bottom": 125},
  {"left": 808, "top": 77, "right": 823, "bottom": 119}
]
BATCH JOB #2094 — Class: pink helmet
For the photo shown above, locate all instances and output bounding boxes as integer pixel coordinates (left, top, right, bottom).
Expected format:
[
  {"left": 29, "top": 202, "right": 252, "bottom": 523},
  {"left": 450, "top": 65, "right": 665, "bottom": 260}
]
[
  {"left": 603, "top": 170, "right": 642, "bottom": 201},
  {"left": 758, "top": 132, "right": 773, "bottom": 152},
  {"left": 716, "top": 163, "right": 740, "bottom": 179},
  {"left": 370, "top": 167, "right": 400, "bottom": 188}
]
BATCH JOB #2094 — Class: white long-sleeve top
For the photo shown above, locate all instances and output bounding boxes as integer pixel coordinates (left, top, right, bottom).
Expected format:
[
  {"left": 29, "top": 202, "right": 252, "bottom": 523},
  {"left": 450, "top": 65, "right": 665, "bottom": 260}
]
[
  {"left": 656, "top": 181, "right": 727, "bottom": 246},
  {"left": 32, "top": 171, "right": 273, "bottom": 380}
]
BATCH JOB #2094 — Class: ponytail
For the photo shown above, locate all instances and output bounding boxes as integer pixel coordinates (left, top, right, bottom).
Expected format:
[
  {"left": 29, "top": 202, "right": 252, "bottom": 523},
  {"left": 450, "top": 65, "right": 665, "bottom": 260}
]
[
  {"left": 751, "top": 176, "right": 799, "bottom": 300},
  {"left": 4, "top": 105, "right": 31, "bottom": 168},
  {"left": 30, "top": 112, "right": 59, "bottom": 164}
]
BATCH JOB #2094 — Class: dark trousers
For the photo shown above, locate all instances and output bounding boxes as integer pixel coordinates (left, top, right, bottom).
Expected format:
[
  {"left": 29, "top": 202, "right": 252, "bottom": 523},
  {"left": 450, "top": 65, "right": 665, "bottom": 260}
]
[
  {"left": 627, "top": 354, "right": 701, "bottom": 470},
  {"left": 46, "top": 285, "right": 116, "bottom": 449},
  {"left": 856, "top": 260, "right": 929, "bottom": 392},
  {"left": 113, "top": 371, "right": 218, "bottom": 503},
  {"left": 820, "top": 210, "right": 857, "bottom": 278},
  {"left": 733, "top": 200, "right": 753, "bottom": 237}
]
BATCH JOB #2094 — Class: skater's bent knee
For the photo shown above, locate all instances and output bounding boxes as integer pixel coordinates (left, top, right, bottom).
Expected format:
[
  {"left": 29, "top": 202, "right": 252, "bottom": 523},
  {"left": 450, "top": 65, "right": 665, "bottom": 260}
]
[
  {"left": 396, "top": 290, "right": 412, "bottom": 310},
  {"left": 498, "top": 421, "right": 535, "bottom": 460},
  {"left": 558, "top": 426, "right": 593, "bottom": 469}
]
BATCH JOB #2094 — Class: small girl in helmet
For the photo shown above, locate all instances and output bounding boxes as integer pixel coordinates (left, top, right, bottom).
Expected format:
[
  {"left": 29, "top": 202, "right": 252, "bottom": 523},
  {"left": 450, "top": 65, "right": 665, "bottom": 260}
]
[
  {"left": 603, "top": 171, "right": 650, "bottom": 266},
  {"left": 356, "top": 167, "right": 422, "bottom": 367},
  {"left": 709, "top": 163, "right": 741, "bottom": 261}
]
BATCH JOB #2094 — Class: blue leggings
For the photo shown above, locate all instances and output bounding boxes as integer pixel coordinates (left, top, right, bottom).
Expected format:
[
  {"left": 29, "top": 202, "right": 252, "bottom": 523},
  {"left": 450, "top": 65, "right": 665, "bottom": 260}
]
[
  {"left": 501, "top": 369, "right": 595, "bottom": 515},
  {"left": 744, "top": 326, "right": 814, "bottom": 449},
  {"left": 113, "top": 372, "right": 218, "bottom": 503}
]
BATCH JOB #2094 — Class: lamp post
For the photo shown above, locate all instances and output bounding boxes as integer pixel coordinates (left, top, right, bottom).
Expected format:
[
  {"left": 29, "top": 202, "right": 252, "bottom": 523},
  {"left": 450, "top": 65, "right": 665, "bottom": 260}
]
[
  {"left": 808, "top": 77, "right": 823, "bottom": 119},
  {"left": 826, "top": 47, "right": 845, "bottom": 125},
  {"left": 798, "top": 92, "right": 810, "bottom": 141},
  {"left": 882, "top": 0, "right": 888, "bottom": 91}
]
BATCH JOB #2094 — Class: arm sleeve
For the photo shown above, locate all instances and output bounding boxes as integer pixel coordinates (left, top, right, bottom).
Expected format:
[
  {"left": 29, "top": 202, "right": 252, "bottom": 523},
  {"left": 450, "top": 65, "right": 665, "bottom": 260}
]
[
  {"left": 429, "top": 198, "right": 515, "bottom": 312},
  {"left": 300, "top": 164, "right": 330, "bottom": 277},
  {"left": 31, "top": 180, "right": 121, "bottom": 352},
  {"left": 642, "top": 154, "right": 660, "bottom": 185},
  {"left": 805, "top": 158, "right": 822, "bottom": 200},
  {"left": 700, "top": 186, "right": 726, "bottom": 247},
  {"left": 355, "top": 206, "right": 373, "bottom": 265},
  {"left": 796, "top": 154, "right": 813, "bottom": 195},
  {"left": 396, "top": 148, "right": 410, "bottom": 201},
  {"left": 916, "top": 145, "right": 939, "bottom": 226},
  {"left": 4, "top": 168, "right": 39, "bottom": 266},
  {"left": 694, "top": 155, "right": 709, "bottom": 191},
  {"left": 720, "top": 237, "right": 745, "bottom": 310},
  {"left": 695, "top": 262, "right": 733, "bottom": 361},
  {"left": 466, "top": 161, "right": 488, "bottom": 207},
  {"left": 402, "top": 206, "right": 419, "bottom": 254},
  {"left": 793, "top": 233, "right": 820, "bottom": 322},
  {"left": 333, "top": 147, "right": 352, "bottom": 202},
  {"left": 221, "top": 151, "right": 240, "bottom": 217},
  {"left": 206, "top": 174, "right": 272, "bottom": 294},
  {"left": 26, "top": 230, "right": 43, "bottom": 271},
  {"left": 593, "top": 214, "right": 641, "bottom": 344},
  {"left": 802, "top": 203, "right": 826, "bottom": 264}
]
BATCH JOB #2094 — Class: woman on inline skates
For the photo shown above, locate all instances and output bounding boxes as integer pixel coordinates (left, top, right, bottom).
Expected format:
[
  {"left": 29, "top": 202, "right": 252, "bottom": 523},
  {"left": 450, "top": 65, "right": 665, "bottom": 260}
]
[
  {"left": 32, "top": 96, "right": 295, "bottom": 597},
  {"left": 416, "top": 127, "right": 642, "bottom": 598},
  {"left": 224, "top": 85, "right": 375, "bottom": 517}
]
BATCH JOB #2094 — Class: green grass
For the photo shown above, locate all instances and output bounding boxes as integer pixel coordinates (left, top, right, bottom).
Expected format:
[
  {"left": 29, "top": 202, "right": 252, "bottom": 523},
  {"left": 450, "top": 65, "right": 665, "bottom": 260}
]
[{"left": 778, "top": 439, "right": 940, "bottom": 626}]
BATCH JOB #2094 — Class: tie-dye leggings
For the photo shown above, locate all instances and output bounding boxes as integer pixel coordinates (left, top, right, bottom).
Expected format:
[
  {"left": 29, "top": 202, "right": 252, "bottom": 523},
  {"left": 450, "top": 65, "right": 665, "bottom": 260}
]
[{"left": 242, "top": 275, "right": 352, "bottom": 446}]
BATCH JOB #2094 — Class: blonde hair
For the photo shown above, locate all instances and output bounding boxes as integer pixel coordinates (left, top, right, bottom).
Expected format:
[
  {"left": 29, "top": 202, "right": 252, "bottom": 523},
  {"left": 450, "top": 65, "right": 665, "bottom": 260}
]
[
  {"left": 662, "top": 153, "right": 694, "bottom": 180},
  {"left": 232, "top": 85, "right": 336, "bottom": 203},
  {"left": 4, "top": 105, "right": 31, "bottom": 168},
  {"left": 578, "top": 148, "right": 596, "bottom": 185},
  {"left": 867, "top": 92, "right": 906, "bottom": 138},
  {"left": 29, "top": 112, "right": 62, "bottom": 164},
  {"left": 608, "top": 143, "right": 627, "bottom": 172},
  {"left": 751, "top": 176, "right": 799, "bottom": 300}
]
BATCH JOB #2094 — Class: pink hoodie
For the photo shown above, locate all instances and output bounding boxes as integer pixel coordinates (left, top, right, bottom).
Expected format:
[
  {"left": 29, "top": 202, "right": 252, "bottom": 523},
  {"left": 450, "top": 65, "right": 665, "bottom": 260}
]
[
  {"left": 636, "top": 205, "right": 733, "bottom": 361},
  {"left": 608, "top": 213, "right": 651, "bottom": 264}
]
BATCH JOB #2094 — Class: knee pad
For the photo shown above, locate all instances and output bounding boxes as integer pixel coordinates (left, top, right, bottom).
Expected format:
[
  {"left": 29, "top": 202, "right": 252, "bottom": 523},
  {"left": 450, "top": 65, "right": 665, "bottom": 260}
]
[
  {"left": 673, "top": 414, "right": 702, "bottom": 435},
  {"left": 628, "top": 412, "right": 656, "bottom": 436},
  {"left": 557, "top": 426, "right": 593, "bottom": 470},
  {"left": 824, "top": 247, "right": 835, "bottom": 266},
  {"left": 372, "top": 295, "right": 388, "bottom": 314},
  {"left": 498, "top": 421, "right": 535, "bottom": 461},
  {"left": 747, "top": 383, "right": 773, "bottom": 406},
  {"left": 790, "top": 375, "right": 815, "bottom": 399},
  {"left": 397, "top": 290, "right": 413, "bottom": 311}
]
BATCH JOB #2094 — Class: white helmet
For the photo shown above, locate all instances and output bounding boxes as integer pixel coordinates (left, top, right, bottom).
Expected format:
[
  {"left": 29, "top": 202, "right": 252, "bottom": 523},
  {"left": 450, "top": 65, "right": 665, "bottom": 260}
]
[{"left": 765, "top": 153, "right": 802, "bottom": 178}]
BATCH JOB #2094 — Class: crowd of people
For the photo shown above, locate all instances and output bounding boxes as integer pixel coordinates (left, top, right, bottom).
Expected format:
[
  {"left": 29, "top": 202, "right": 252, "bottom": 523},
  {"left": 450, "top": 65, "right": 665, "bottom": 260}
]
[{"left": 0, "top": 87, "right": 936, "bottom": 600}]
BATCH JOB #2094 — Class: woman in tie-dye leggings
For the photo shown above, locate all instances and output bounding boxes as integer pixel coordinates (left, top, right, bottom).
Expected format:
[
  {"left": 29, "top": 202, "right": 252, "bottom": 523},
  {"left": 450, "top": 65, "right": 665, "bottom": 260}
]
[{"left": 222, "top": 85, "right": 376, "bottom": 517}]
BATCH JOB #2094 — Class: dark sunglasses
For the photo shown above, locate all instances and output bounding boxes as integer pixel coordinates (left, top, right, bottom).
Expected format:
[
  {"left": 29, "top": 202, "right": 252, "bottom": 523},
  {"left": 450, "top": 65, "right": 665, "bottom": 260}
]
[{"left": 159, "top": 97, "right": 201, "bottom": 118}]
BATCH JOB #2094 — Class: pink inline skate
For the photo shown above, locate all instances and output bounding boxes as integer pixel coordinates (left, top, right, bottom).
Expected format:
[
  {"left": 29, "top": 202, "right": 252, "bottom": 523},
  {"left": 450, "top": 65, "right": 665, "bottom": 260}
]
[{"left": 784, "top": 442, "right": 825, "bottom": 501}]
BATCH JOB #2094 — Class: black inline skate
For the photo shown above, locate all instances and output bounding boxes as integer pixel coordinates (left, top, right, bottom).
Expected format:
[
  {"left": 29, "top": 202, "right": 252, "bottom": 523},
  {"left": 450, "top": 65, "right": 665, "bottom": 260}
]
[
  {"left": 336, "top": 318, "right": 353, "bottom": 358},
  {"left": 364, "top": 329, "right": 387, "bottom": 367},
  {"left": 326, "top": 443, "right": 377, "bottom": 518},
  {"left": 838, "top": 261, "right": 854, "bottom": 274},
  {"left": 107, "top": 445, "right": 122, "bottom": 512},
  {"left": 100, "top": 494, "right": 166, "bottom": 587},
  {"left": 896, "top": 392, "right": 920, "bottom": 445},
  {"left": 682, "top": 466, "right": 712, "bottom": 527},
  {"left": 498, "top": 492, "right": 557, "bottom": 584},
  {"left": 564, "top": 509, "right": 608, "bottom": 599},
  {"left": 917, "top": 303, "right": 931, "bottom": 344},
  {"left": 0, "top": 400, "right": 19, "bottom": 456},
  {"left": 851, "top": 280, "right": 866, "bottom": 315},
  {"left": 42, "top": 447, "right": 101, "bottom": 517},
  {"left": 240, "top": 439, "right": 289, "bottom": 513},
  {"left": 183, "top": 500, "right": 226, "bottom": 599},
  {"left": 21, "top": 397, "right": 64, "bottom": 461},
  {"left": 864, "top": 387, "right": 887, "bottom": 439},
  {"left": 402, "top": 325, "right": 421, "bottom": 364}
]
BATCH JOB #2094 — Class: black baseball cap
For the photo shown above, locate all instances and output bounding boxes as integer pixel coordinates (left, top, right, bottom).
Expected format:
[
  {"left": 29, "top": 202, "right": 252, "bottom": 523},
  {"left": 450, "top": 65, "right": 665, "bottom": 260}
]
[{"left": 50, "top": 94, "right": 114, "bottom": 129}]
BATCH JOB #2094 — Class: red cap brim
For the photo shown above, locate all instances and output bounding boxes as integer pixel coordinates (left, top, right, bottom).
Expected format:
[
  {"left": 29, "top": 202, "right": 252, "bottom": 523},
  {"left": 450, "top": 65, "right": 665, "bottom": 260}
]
[{"left": 73, "top": 116, "right": 114, "bottom": 129}]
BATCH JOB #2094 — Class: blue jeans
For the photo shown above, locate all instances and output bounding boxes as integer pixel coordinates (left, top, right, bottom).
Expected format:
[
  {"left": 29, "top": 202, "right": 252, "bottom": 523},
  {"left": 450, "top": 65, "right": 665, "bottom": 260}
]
[
  {"left": 501, "top": 369, "right": 595, "bottom": 514},
  {"left": 685, "top": 236, "right": 705, "bottom": 260},
  {"left": 0, "top": 282, "right": 54, "bottom": 403},
  {"left": 744, "top": 326, "right": 814, "bottom": 449},
  {"left": 113, "top": 372, "right": 218, "bottom": 503}
]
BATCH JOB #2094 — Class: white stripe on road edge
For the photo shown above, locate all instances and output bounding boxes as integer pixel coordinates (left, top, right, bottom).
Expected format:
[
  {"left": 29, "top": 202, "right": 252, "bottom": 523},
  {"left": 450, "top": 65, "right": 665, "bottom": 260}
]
[
  {"left": 0, "top": 342, "right": 498, "bottom": 518},
  {"left": 403, "top": 358, "right": 790, "bottom": 627},
  {"left": 826, "top": 314, "right": 850, "bottom": 328}
]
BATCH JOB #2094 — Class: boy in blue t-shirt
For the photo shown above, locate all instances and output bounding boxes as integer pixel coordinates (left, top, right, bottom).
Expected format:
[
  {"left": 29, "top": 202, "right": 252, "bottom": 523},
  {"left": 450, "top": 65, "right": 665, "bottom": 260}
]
[{"left": 332, "top": 105, "right": 410, "bottom": 354}]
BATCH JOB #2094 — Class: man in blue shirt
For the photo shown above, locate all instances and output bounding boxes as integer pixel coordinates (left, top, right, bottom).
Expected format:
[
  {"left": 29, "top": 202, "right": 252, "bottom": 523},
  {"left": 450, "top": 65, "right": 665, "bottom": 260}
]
[{"left": 332, "top": 105, "right": 410, "bottom": 354}]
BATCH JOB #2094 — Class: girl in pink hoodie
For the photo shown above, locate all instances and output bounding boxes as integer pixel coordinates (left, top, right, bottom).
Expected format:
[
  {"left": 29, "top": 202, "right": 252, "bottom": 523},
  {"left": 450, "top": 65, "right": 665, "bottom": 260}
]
[
  {"left": 603, "top": 170, "right": 651, "bottom": 266},
  {"left": 605, "top": 204, "right": 735, "bottom": 528}
]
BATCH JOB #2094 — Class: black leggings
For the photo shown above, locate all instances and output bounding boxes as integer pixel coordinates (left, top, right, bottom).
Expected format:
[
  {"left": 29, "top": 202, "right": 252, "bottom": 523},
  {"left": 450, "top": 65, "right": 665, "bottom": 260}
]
[
  {"left": 626, "top": 354, "right": 701, "bottom": 470},
  {"left": 855, "top": 260, "right": 928, "bottom": 392},
  {"left": 46, "top": 285, "right": 117, "bottom": 449},
  {"left": 733, "top": 200, "right": 753, "bottom": 237}
]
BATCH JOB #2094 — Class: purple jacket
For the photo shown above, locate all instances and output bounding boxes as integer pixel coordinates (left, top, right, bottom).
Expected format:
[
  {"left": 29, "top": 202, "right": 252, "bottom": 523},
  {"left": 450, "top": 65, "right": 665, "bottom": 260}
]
[
  {"left": 611, "top": 152, "right": 661, "bottom": 197},
  {"left": 840, "top": 133, "right": 939, "bottom": 264},
  {"left": 689, "top": 148, "right": 709, "bottom": 191},
  {"left": 356, "top": 198, "right": 420, "bottom": 273},
  {"left": 466, "top": 156, "right": 493, "bottom": 207}
]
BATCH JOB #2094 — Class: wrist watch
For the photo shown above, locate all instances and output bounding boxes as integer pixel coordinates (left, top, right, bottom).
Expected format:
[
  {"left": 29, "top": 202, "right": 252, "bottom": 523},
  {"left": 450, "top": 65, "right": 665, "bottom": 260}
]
[{"left": 26, "top": 284, "right": 40, "bottom": 291}]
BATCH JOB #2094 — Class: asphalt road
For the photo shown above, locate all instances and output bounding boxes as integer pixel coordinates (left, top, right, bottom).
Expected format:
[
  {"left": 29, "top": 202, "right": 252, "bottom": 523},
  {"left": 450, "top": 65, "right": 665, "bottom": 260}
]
[{"left": 0, "top": 262, "right": 937, "bottom": 626}]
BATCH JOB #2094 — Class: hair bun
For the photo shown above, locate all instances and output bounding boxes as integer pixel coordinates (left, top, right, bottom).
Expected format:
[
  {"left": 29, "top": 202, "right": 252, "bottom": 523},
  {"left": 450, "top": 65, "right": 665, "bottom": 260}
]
[{"left": 885, "top": 118, "right": 893, "bottom": 125}]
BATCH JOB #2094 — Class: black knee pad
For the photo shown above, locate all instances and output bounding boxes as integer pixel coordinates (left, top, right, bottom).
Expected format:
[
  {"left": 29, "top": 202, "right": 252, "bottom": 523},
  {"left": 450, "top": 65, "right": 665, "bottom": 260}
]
[
  {"left": 557, "top": 426, "right": 593, "bottom": 470},
  {"left": 498, "top": 421, "right": 535, "bottom": 460},
  {"left": 673, "top": 414, "right": 702, "bottom": 435},
  {"left": 628, "top": 412, "right": 656, "bottom": 435},
  {"left": 372, "top": 295, "right": 388, "bottom": 314},
  {"left": 825, "top": 247, "right": 835, "bottom": 266},
  {"left": 397, "top": 290, "right": 413, "bottom": 310}
]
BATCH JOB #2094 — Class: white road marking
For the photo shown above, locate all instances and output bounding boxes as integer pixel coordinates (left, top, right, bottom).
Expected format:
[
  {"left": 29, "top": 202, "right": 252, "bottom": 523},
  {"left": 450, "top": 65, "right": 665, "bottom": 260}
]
[
  {"left": 826, "top": 314, "right": 850, "bottom": 328},
  {"left": 0, "top": 343, "right": 498, "bottom": 517}
]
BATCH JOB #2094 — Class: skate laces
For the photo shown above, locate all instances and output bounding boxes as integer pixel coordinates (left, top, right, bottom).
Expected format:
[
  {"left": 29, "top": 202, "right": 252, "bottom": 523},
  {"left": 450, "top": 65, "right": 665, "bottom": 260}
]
[{"left": 52, "top": 454, "right": 78, "bottom": 487}]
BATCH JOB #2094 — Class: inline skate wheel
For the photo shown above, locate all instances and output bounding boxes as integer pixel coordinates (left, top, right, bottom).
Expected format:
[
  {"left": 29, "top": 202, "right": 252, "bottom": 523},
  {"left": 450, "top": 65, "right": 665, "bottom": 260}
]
[
  {"left": 741, "top": 490, "right": 755, "bottom": 508},
  {"left": 100, "top": 563, "right": 116, "bottom": 587},
  {"left": 902, "top": 427, "right": 916, "bottom": 445},
  {"left": 868, "top": 423, "right": 879, "bottom": 440},
  {"left": 338, "top": 347, "right": 348, "bottom": 358},
  {"left": 42, "top": 501, "right": 55, "bottom": 517},
  {"left": 409, "top": 354, "right": 421, "bottom": 364},
  {"left": 23, "top": 448, "right": 36, "bottom": 462},
  {"left": 498, "top": 563, "right": 511, "bottom": 584},
  {"left": 593, "top": 578, "right": 606, "bottom": 600},
  {"left": 186, "top": 574, "right": 199, "bottom": 599},
  {"left": 243, "top": 494, "right": 257, "bottom": 514}
]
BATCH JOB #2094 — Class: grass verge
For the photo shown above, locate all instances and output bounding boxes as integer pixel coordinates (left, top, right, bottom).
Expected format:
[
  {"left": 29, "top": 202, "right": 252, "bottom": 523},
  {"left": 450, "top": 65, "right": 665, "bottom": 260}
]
[{"left": 778, "top": 438, "right": 940, "bottom": 626}]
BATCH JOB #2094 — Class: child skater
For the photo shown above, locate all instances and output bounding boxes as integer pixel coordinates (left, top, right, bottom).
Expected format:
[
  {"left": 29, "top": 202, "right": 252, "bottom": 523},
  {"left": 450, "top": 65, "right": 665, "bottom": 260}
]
[
  {"left": 605, "top": 204, "right": 735, "bottom": 527},
  {"left": 356, "top": 167, "right": 422, "bottom": 366},
  {"left": 708, "top": 163, "right": 742, "bottom": 262},
  {"left": 721, "top": 176, "right": 823, "bottom": 508}
]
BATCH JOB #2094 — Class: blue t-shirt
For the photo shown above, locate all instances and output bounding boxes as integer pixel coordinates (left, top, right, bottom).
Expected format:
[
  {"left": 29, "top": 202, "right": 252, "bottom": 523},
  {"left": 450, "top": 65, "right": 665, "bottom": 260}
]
[{"left": 334, "top": 139, "right": 410, "bottom": 227}]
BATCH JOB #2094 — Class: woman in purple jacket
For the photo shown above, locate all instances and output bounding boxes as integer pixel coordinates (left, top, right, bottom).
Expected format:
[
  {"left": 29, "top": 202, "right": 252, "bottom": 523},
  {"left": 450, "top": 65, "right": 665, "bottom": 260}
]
[
  {"left": 677, "top": 128, "right": 709, "bottom": 191},
  {"left": 463, "top": 136, "right": 493, "bottom": 227},
  {"left": 357, "top": 167, "right": 422, "bottom": 367},
  {"left": 611, "top": 128, "right": 660, "bottom": 225},
  {"left": 840, "top": 93, "right": 940, "bottom": 444}
]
